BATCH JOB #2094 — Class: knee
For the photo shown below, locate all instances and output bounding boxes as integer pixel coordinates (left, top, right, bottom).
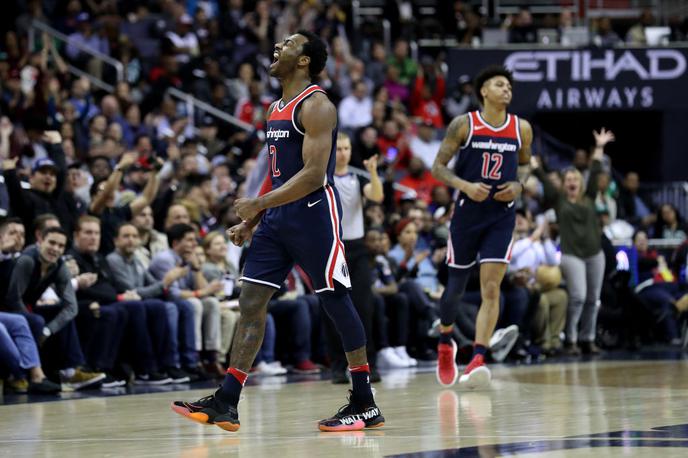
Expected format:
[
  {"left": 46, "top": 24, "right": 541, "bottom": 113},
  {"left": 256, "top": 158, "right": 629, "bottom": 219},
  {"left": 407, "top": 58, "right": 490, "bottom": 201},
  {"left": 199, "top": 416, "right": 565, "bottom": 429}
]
[
  {"left": 239, "top": 297, "right": 267, "bottom": 318},
  {"left": 481, "top": 280, "right": 501, "bottom": 304},
  {"left": 205, "top": 297, "right": 220, "bottom": 314}
]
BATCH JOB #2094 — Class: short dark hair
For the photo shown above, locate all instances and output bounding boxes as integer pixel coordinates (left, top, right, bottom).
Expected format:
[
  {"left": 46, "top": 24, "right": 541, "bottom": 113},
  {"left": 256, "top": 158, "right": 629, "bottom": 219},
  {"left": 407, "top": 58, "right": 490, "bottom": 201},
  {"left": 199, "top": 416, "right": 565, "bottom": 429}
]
[
  {"left": 167, "top": 223, "right": 196, "bottom": 246},
  {"left": 42, "top": 226, "right": 67, "bottom": 240},
  {"left": 297, "top": 29, "right": 328, "bottom": 79},
  {"left": 115, "top": 222, "right": 137, "bottom": 238},
  {"left": 34, "top": 213, "right": 60, "bottom": 232},
  {"left": 474, "top": 65, "right": 514, "bottom": 105},
  {"left": 0, "top": 216, "right": 23, "bottom": 232}
]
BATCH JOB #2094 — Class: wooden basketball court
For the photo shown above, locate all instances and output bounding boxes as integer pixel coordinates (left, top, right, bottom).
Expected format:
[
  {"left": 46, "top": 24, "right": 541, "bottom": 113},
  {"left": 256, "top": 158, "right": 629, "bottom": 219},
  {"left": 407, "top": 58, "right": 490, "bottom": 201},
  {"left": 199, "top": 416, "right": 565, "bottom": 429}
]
[{"left": 2, "top": 358, "right": 688, "bottom": 457}]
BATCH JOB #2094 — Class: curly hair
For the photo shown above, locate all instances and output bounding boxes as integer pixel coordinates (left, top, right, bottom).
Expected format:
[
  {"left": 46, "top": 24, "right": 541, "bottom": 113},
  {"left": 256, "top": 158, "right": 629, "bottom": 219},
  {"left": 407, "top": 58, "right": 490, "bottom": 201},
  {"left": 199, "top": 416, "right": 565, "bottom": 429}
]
[
  {"left": 474, "top": 65, "right": 514, "bottom": 105},
  {"left": 296, "top": 29, "right": 328, "bottom": 79}
]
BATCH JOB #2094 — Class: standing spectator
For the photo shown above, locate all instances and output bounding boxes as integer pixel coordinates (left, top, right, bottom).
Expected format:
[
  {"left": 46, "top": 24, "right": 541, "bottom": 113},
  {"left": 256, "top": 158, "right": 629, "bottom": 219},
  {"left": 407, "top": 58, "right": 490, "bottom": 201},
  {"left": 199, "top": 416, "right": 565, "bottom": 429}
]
[
  {"left": 532, "top": 128, "right": 614, "bottom": 355},
  {"left": 386, "top": 39, "right": 417, "bottom": 86},
  {"left": 3, "top": 131, "right": 80, "bottom": 243},
  {"left": 5, "top": 226, "right": 105, "bottom": 390},
  {"left": 88, "top": 151, "right": 161, "bottom": 254},
  {"left": 164, "top": 14, "right": 200, "bottom": 64},
  {"left": 338, "top": 81, "right": 373, "bottom": 133},
  {"left": 410, "top": 61, "right": 446, "bottom": 129},
  {"left": 365, "top": 42, "right": 388, "bottom": 88}
]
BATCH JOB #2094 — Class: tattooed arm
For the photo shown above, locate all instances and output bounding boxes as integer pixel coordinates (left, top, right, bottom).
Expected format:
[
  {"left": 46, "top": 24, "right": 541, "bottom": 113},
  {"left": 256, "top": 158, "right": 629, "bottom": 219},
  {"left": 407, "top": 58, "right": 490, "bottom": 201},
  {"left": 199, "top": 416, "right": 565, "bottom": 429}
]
[
  {"left": 431, "top": 114, "right": 491, "bottom": 202},
  {"left": 495, "top": 117, "right": 533, "bottom": 202}
]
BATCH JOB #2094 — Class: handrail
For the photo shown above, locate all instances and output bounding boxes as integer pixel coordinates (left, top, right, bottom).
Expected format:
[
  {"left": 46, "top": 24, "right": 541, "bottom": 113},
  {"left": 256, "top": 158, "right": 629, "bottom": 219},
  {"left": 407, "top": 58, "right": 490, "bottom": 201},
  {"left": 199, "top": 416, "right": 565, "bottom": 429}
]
[
  {"left": 166, "top": 87, "right": 255, "bottom": 133},
  {"left": 30, "top": 20, "right": 124, "bottom": 82}
]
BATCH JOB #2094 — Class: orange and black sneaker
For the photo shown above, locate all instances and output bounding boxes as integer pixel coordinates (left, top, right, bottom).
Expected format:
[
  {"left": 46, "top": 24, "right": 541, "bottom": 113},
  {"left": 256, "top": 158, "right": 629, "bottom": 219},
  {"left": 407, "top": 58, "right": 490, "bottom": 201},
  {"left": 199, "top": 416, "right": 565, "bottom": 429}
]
[
  {"left": 436, "top": 340, "right": 459, "bottom": 387},
  {"left": 171, "top": 389, "right": 240, "bottom": 432},
  {"left": 318, "top": 391, "right": 385, "bottom": 432},
  {"left": 458, "top": 354, "right": 491, "bottom": 389}
]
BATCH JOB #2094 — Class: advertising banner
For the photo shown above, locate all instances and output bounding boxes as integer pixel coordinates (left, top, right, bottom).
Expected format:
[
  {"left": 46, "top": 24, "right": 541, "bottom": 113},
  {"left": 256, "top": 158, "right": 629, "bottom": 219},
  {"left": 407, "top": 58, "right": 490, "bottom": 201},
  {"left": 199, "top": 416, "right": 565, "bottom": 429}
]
[{"left": 448, "top": 47, "right": 688, "bottom": 113}]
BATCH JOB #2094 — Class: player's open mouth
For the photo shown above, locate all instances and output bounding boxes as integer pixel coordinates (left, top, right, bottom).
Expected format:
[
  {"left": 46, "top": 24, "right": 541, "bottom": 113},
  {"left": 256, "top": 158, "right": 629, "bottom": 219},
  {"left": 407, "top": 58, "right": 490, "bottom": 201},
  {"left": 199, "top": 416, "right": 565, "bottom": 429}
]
[{"left": 272, "top": 52, "right": 279, "bottom": 64}]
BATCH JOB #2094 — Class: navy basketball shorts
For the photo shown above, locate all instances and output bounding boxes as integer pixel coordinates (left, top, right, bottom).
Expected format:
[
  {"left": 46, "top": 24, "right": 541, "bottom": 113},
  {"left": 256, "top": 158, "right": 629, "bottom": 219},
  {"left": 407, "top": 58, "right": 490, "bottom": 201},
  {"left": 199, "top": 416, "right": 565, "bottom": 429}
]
[
  {"left": 446, "top": 199, "right": 516, "bottom": 269},
  {"left": 240, "top": 186, "right": 352, "bottom": 292}
]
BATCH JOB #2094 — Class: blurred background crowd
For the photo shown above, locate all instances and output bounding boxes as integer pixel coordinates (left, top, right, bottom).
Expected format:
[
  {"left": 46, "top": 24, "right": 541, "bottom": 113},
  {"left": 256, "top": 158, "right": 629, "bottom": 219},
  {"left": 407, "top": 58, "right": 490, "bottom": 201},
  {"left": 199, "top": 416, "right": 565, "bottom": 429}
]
[{"left": 0, "top": 0, "right": 687, "bottom": 395}]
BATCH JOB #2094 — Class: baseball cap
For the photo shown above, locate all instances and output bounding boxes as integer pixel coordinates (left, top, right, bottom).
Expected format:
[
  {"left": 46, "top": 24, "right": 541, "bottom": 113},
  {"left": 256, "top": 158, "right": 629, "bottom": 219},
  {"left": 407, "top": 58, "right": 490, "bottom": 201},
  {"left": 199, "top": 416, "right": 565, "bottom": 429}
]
[{"left": 32, "top": 157, "right": 59, "bottom": 174}]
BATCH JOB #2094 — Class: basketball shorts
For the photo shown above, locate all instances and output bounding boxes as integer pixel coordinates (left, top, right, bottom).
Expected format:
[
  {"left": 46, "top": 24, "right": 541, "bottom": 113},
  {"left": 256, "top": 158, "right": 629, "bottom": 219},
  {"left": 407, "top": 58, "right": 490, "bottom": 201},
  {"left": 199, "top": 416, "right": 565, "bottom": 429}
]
[
  {"left": 240, "top": 185, "right": 352, "bottom": 292},
  {"left": 446, "top": 199, "right": 516, "bottom": 269}
]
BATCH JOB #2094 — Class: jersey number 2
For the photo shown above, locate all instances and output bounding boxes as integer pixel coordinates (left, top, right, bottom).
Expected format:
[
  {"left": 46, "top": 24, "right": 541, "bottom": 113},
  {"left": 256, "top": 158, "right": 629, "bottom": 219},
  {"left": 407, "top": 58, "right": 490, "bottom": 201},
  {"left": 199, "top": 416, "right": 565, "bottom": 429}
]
[
  {"left": 481, "top": 152, "right": 503, "bottom": 180},
  {"left": 269, "top": 145, "right": 281, "bottom": 177}
]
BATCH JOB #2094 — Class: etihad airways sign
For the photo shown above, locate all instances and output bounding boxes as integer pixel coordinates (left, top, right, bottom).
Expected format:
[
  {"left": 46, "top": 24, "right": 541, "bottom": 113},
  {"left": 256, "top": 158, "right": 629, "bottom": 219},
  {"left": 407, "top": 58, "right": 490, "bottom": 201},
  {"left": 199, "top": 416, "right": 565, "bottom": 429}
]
[{"left": 449, "top": 47, "right": 688, "bottom": 111}]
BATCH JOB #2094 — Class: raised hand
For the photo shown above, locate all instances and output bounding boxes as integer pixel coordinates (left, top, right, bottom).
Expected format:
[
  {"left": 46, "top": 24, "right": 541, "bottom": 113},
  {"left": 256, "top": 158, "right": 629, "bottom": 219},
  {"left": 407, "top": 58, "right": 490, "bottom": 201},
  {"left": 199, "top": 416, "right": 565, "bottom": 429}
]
[
  {"left": 363, "top": 154, "right": 379, "bottom": 174},
  {"left": 593, "top": 127, "right": 615, "bottom": 147}
]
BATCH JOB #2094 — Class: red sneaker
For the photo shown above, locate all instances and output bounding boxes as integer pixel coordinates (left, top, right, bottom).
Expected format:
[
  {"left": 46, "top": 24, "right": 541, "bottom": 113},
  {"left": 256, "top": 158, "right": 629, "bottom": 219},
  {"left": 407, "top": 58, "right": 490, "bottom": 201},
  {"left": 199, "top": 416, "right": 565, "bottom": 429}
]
[
  {"left": 436, "top": 340, "right": 459, "bottom": 387},
  {"left": 294, "top": 359, "right": 321, "bottom": 374},
  {"left": 459, "top": 354, "right": 491, "bottom": 389}
]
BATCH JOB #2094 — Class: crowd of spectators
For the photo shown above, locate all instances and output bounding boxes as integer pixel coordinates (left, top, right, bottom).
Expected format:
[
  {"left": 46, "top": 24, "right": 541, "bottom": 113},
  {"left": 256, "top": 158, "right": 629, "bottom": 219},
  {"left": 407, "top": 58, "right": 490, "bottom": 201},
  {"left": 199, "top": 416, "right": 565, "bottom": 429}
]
[{"left": 0, "top": 1, "right": 687, "bottom": 395}]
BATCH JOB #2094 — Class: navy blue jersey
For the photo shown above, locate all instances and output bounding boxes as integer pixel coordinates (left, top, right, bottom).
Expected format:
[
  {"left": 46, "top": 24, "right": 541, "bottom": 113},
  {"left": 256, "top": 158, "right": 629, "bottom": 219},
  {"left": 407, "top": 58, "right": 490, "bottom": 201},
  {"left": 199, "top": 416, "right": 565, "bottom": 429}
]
[
  {"left": 265, "top": 84, "right": 337, "bottom": 193},
  {"left": 242, "top": 84, "right": 350, "bottom": 292},
  {"left": 453, "top": 110, "right": 522, "bottom": 195}
]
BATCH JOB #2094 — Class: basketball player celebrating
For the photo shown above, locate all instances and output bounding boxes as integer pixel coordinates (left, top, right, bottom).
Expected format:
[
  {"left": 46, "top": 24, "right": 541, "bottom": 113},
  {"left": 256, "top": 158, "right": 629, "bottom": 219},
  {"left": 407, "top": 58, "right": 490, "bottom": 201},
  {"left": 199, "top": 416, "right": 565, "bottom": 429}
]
[
  {"left": 171, "top": 31, "right": 384, "bottom": 432},
  {"left": 431, "top": 65, "right": 532, "bottom": 388}
]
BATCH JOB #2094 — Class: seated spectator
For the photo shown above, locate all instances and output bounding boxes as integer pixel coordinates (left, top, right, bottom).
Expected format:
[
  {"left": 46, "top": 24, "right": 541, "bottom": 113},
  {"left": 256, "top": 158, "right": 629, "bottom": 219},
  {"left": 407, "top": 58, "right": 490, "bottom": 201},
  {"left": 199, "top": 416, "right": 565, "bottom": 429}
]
[
  {"left": 201, "top": 231, "right": 241, "bottom": 364},
  {"left": 386, "top": 39, "right": 417, "bottom": 86},
  {"left": 365, "top": 227, "right": 415, "bottom": 368},
  {"left": 5, "top": 226, "right": 105, "bottom": 390},
  {"left": 593, "top": 17, "right": 622, "bottom": 47},
  {"left": 409, "top": 120, "right": 442, "bottom": 171},
  {"left": 132, "top": 205, "right": 169, "bottom": 268},
  {"left": 149, "top": 223, "right": 224, "bottom": 377},
  {"left": 397, "top": 157, "right": 446, "bottom": 206},
  {"left": 69, "top": 216, "right": 172, "bottom": 385},
  {"left": 269, "top": 268, "right": 321, "bottom": 374},
  {"left": 617, "top": 171, "right": 656, "bottom": 229},
  {"left": 387, "top": 218, "right": 443, "bottom": 359},
  {"left": 633, "top": 230, "right": 688, "bottom": 344},
  {"left": 509, "top": 8, "right": 537, "bottom": 43},
  {"left": 509, "top": 211, "right": 567, "bottom": 355},
  {"left": 0, "top": 312, "right": 61, "bottom": 394},
  {"left": 0, "top": 217, "right": 25, "bottom": 260},
  {"left": 106, "top": 223, "right": 194, "bottom": 383},
  {"left": 653, "top": 204, "right": 687, "bottom": 242}
]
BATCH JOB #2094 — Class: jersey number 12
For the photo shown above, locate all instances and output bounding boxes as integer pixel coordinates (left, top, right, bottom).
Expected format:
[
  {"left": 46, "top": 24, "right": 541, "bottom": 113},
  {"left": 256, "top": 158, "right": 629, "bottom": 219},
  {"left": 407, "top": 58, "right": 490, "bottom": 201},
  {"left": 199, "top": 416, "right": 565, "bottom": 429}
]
[
  {"left": 269, "top": 145, "right": 281, "bottom": 177},
  {"left": 481, "top": 152, "right": 503, "bottom": 180}
]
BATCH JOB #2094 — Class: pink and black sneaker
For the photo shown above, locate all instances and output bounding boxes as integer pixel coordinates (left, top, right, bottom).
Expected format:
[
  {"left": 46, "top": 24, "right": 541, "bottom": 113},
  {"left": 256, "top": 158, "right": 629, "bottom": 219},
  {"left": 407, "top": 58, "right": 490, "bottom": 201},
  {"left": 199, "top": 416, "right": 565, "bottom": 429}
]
[{"left": 318, "top": 391, "right": 385, "bottom": 432}]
